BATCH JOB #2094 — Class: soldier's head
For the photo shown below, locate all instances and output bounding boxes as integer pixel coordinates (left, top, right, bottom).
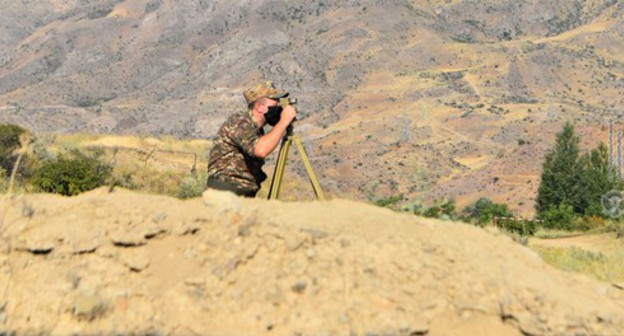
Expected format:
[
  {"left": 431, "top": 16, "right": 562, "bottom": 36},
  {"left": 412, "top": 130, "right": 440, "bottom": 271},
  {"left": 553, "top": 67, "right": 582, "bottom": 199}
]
[
  {"left": 244, "top": 82, "right": 288, "bottom": 126},
  {"left": 244, "top": 81, "right": 289, "bottom": 110}
]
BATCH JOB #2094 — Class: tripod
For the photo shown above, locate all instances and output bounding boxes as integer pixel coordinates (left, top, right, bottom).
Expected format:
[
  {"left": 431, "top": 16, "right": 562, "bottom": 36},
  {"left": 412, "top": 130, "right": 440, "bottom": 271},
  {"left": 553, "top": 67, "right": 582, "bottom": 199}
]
[{"left": 267, "top": 125, "right": 325, "bottom": 200}]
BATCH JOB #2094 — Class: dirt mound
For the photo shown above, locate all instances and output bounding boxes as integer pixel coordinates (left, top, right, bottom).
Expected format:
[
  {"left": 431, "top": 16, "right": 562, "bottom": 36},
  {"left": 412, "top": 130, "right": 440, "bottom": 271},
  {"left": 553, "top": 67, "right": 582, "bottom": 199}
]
[{"left": 1, "top": 189, "right": 623, "bottom": 335}]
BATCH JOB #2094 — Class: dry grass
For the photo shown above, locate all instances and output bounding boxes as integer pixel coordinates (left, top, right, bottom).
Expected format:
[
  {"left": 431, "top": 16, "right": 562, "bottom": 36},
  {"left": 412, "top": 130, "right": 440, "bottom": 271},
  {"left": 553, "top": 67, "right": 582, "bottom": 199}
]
[
  {"left": 454, "top": 155, "right": 493, "bottom": 170},
  {"left": 531, "top": 245, "right": 624, "bottom": 284},
  {"left": 27, "top": 133, "right": 325, "bottom": 200},
  {"left": 529, "top": 231, "right": 624, "bottom": 284},
  {"left": 36, "top": 133, "right": 211, "bottom": 198}
]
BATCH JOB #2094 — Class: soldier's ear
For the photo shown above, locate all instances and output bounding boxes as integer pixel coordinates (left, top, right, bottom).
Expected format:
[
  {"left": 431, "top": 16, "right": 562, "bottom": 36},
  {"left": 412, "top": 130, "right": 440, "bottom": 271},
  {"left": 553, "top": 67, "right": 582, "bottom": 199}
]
[
  {"left": 257, "top": 99, "right": 269, "bottom": 113},
  {"left": 250, "top": 100, "right": 261, "bottom": 112}
]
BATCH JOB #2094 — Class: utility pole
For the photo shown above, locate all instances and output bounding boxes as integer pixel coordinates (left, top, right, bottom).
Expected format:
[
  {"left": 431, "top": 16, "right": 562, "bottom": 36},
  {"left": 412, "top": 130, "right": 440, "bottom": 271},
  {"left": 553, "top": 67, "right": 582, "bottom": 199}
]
[
  {"left": 618, "top": 130, "right": 622, "bottom": 181},
  {"left": 401, "top": 113, "right": 409, "bottom": 143},
  {"left": 609, "top": 120, "right": 614, "bottom": 168}
]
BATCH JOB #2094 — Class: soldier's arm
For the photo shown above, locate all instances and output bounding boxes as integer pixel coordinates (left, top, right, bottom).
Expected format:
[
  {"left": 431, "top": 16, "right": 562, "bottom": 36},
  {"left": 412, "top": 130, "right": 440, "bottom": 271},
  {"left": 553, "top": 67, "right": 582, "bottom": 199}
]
[{"left": 253, "top": 106, "right": 296, "bottom": 158}]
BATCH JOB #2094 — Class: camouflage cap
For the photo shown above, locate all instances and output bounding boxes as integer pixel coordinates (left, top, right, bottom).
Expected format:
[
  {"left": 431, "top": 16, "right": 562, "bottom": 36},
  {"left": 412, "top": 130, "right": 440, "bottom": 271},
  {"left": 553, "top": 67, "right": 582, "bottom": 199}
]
[{"left": 243, "top": 81, "right": 289, "bottom": 104}]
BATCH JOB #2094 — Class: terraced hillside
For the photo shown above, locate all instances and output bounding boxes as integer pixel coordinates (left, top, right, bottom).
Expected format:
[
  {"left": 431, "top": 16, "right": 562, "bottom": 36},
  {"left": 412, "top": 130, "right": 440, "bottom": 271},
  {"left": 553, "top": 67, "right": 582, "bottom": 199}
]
[{"left": 0, "top": 0, "right": 623, "bottom": 214}]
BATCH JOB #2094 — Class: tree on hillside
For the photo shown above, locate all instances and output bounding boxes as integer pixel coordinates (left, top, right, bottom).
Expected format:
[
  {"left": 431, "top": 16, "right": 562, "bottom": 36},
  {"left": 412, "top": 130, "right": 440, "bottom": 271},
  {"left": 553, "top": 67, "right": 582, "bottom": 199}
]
[
  {"left": 575, "top": 143, "right": 620, "bottom": 217},
  {"left": 536, "top": 122, "right": 580, "bottom": 214}
]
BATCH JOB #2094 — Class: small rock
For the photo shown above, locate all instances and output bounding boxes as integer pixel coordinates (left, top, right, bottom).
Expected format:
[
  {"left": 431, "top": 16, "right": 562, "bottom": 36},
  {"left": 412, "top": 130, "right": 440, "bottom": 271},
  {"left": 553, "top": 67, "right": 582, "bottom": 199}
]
[
  {"left": 120, "top": 250, "right": 150, "bottom": 272},
  {"left": 226, "top": 256, "right": 242, "bottom": 273},
  {"left": 21, "top": 203, "right": 35, "bottom": 218},
  {"left": 408, "top": 320, "right": 429, "bottom": 335},
  {"left": 291, "top": 281, "right": 307, "bottom": 294},
  {"left": 143, "top": 224, "right": 168, "bottom": 239},
  {"left": 197, "top": 243, "right": 210, "bottom": 254},
  {"left": 71, "top": 240, "right": 100, "bottom": 254},
  {"left": 238, "top": 217, "right": 256, "bottom": 237},
  {"left": 152, "top": 212, "right": 167, "bottom": 223},
  {"left": 185, "top": 277, "right": 206, "bottom": 287},
  {"left": 110, "top": 229, "right": 146, "bottom": 247},
  {"left": 302, "top": 228, "right": 328, "bottom": 241},
  {"left": 285, "top": 235, "right": 304, "bottom": 251},
  {"left": 72, "top": 293, "right": 108, "bottom": 321},
  {"left": 17, "top": 240, "right": 54, "bottom": 255},
  {"left": 67, "top": 273, "right": 81, "bottom": 289},
  {"left": 172, "top": 221, "right": 200, "bottom": 236},
  {"left": 305, "top": 248, "right": 316, "bottom": 259}
]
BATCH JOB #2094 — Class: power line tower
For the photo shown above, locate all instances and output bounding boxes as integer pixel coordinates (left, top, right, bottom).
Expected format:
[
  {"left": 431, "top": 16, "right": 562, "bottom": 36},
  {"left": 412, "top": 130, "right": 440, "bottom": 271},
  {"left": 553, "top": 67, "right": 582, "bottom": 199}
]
[
  {"left": 609, "top": 120, "right": 614, "bottom": 168},
  {"left": 618, "top": 130, "right": 622, "bottom": 181},
  {"left": 546, "top": 90, "right": 556, "bottom": 121},
  {"left": 401, "top": 113, "right": 410, "bottom": 143}
]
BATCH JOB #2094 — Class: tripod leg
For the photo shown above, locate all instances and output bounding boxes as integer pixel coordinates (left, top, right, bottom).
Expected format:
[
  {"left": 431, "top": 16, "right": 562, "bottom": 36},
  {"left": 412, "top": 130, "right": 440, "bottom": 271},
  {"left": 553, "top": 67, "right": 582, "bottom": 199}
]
[
  {"left": 268, "top": 137, "right": 292, "bottom": 199},
  {"left": 292, "top": 136, "right": 325, "bottom": 201}
]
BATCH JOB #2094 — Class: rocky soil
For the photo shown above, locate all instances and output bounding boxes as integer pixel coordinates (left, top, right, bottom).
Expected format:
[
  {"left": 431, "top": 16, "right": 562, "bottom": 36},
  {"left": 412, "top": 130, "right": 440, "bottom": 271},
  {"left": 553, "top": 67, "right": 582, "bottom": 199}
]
[{"left": 1, "top": 188, "right": 623, "bottom": 335}]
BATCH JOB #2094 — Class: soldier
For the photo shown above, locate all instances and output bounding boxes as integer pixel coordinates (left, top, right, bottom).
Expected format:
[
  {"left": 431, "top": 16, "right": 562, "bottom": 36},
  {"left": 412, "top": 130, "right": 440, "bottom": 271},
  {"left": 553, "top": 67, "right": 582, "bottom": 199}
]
[{"left": 206, "top": 82, "right": 297, "bottom": 197}]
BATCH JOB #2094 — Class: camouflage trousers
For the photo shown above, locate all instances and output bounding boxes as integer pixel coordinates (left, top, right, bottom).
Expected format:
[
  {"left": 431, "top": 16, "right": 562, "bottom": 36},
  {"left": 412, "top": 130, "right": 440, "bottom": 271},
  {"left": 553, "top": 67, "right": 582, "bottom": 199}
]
[{"left": 206, "top": 178, "right": 257, "bottom": 198}]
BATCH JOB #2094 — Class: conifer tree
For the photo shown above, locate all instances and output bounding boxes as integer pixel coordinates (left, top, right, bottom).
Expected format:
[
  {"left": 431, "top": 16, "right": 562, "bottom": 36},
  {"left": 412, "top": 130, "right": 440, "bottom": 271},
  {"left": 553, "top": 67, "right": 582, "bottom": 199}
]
[
  {"left": 576, "top": 143, "right": 620, "bottom": 216},
  {"left": 536, "top": 122, "right": 580, "bottom": 214}
]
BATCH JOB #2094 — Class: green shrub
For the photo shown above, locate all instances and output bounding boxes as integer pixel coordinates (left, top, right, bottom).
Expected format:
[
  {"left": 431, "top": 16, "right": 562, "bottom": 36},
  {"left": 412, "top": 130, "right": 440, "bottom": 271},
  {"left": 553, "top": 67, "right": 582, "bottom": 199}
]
[
  {"left": 539, "top": 203, "right": 575, "bottom": 230},
  {"left": 0, "top": 124, "right": 27, "bottom": 173},
  {"left": 401, "top": 201, "right": 424, "bottom": 214},
  {"left": 177, "top": 172, "right": 207, "bottom": 199},
  {"left": 374, "top": 194, "right": 403, "bottom": 208},
  {"left": 31, "top": 149, "right": 112, "bottom": 196},
  {"left": 498, "top": 218, "right": 537, "bottom": 236},
  {"left": 0, "top": 166, "right": 8, "bottom": 192},
  {"left": 423, "top": 199, "right": 456, "bottom": 220},
  {"left": 462, "top": 197, "right": 514, "bottom": 226}
]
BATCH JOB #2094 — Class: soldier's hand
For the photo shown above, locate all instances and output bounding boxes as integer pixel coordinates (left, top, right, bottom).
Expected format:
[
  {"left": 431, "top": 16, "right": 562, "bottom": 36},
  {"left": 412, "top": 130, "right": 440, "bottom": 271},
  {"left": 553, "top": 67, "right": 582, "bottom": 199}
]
[{"left": 281, "top": 105, "right": 297, "bottom": 124}]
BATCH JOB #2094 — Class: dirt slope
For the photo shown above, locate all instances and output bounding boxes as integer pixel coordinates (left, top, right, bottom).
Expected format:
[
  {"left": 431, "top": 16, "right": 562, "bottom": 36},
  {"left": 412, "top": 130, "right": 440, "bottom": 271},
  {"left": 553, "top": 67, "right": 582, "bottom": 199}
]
[{"left": 1, "top": 189, "right": 623, "bottom": 335}]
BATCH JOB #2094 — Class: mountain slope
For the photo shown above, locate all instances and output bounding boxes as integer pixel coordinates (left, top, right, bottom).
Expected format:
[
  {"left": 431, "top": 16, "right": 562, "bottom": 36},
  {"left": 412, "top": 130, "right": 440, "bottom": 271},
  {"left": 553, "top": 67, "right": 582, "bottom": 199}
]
[{"left": 0, "top": 0, "right": 623, "bottom": 214}]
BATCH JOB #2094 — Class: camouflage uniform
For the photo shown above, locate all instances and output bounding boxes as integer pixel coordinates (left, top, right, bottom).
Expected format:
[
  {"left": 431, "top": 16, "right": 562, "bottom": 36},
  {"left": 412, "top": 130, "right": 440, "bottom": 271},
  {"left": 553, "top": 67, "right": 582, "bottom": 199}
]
[
  {"left": 206, "top": 110, "right": 267, "bottom": 196},
  {"left": 207, "top": 81, "right": 288, "bottom": 197}
]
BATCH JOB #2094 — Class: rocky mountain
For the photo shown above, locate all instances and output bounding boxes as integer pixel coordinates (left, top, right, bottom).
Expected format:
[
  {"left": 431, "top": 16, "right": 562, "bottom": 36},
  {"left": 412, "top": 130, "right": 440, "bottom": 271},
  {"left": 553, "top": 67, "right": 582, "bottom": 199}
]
[{"left": 0, "top": 0, "right": 623, "bottom": 214}]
